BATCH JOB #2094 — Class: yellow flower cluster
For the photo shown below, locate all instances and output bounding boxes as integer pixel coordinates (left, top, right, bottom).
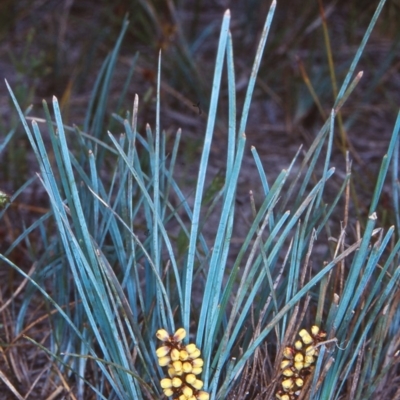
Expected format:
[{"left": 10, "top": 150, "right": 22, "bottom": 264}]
[
  {"left": 156, "top": 328, "right": 210, "bottom": 400},
  {"left": 276, "top": 325, "right": 327, "bottom": 400}
]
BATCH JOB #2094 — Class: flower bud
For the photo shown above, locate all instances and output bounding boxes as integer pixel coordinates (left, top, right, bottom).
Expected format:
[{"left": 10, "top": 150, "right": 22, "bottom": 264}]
[
  {"left": 192, "top": 358, "right": 204, "bottom": 367},
  {"left": 280, "top": 359, "right": 291, "bottom": 369},
  {"left": 156, "top": 329, "right": 170, "bottom": 341},
  {"left": 311, "top": 325, "right": 320, "bottom": 336},
  {"left": 171, "top": 348, "right": 180, "bottom": 361},
  {"left": 283, "top": 346, "right": 294, "bottom": 359},
  {"left": 294, "top": 361, "right": 304, "bottom": 371},
  {"left": 191, "top": 379, "right": 204, "bottom": 390},
  {"left": 185, "top": 343, "right": 198, "bottom": 354},
  {"left": 158, "top": 356, "right": 171, "bottom": 367},
  {"left": 172, "top": 377, "right": 183, "bottom": 387},
  {"left": 182, "top": 361, "right": 193, "bottom": 373},
  {"left": 196, "top": 391, "right": 210, "bottom": 400},
  {"left": 185, "top": 373, "right": 196, "bottom": 384},
  {"left": 189, "top": 349, "right": 201, "bottom": 359},
  {"left": 160, "top": 378, "right": 172, "bottom": 389},
  {"left": 294, "top": 353, "right": 303, "bottom": 362},
  {"left": 299, "top": 329, "right": 313, "bottom": 345},
  {"left": 192, "top": 367, "right": 203, "bottom": 375},
  {"left": 163, "top": 388, "right": 174, "bottom": 397},
  {"left": 281, "top": 378, "right": 294, "bottom": 391},
  {"left": 179, "top": 350, "right": 189, "bottom": 360},
  {"left": 182, "top": 385, "right": 193, "bottom": 397},
  {"left": 156, "top": 346, "right": 170, "bottom": 358},
  {"left": 173, "top": 328, "right": 186, "bottom": 342},
  {"left": 294, "top": 340, "right": 303, "bottom": 350},
  {"left": 295, "top": 378, "right": 304, "bottom": 388},
  {"left": 276, "top": 394, "right": 290, "bottom": 400},
  {"left": 173, "top": 360, "right": 183, "bottom": 373},
  {"left": 167, "top": 367, "right": 176, "bottom": 378},
  {"left": 305, "top": 345, "right": 316, "bottom": 356},
  {"left": 304, "top": 355, "right": 314, "bottom": 365},
  {"left": 282, "top": 368, "right": 294, "bottom": 377}
]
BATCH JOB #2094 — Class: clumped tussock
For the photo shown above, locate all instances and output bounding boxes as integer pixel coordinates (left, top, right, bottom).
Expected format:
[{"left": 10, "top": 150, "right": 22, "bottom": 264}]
[{"left": 1, "top": 0, "right": 400, "bottom": 399}]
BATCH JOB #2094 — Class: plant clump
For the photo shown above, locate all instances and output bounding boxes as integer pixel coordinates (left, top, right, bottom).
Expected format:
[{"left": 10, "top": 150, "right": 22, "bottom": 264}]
[
  {"left": 156, "top": 328, "right": 210, "bottom": 400},
  {"left": 276, "top": 325, "right": 327, "bottom": 400}
]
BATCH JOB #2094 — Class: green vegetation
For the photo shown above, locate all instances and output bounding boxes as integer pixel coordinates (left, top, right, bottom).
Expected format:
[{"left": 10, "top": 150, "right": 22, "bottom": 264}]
[{"left": 0, "top": 1, "right": 399, "bottom": 399}]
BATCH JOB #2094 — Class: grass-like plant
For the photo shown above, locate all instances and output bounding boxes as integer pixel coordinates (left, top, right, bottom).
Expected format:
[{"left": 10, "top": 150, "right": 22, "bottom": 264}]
[{"left": 1, "top": 0, "right": 400, "bottom": 399}]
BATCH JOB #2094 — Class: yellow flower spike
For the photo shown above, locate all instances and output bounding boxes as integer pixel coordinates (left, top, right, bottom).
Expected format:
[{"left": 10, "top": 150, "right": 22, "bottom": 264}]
[
  {"left": 173, "top": 328, "right": 186, "bottom": 342},
  {"left": 299, "top": 329, "right": 313, "bottom": 345},
  {"left": 191, "top": 367, "right": 203, "bottom": 375},
  {"left": 281, "top": 378, "right": 294, "bottom": 391},
  {"left": 192, "top": 378, "right": 204, "bottom": 390},
  {"left": 185, "top": 373, "right": 196, "bottom": 384},
  {"left": 160, "top": 378, "right": 173, "bottom": 389},
  {"left": 163, "top": 388, "right": 174, "bottom": 397},
  {"left": 280, "top": 359, "right": 291, "bottom": 369},
  {"left": 192, "top": 358, "right": 204, "bottom": 367},
  {"left": 173, "top": 360, "right": 183, "bottom": 373},
  {"left": 294, "top": 340, "right": 303, "bottom": 350},
  {"left": 295, "top": 378, "right": 304, "bottom": 388},
  {"left": 282, "top": 368, "right": 294, "bottom": 377},
  {"left": 168, "top": 367, "right": 176, "bottom": 378},
  {"left": 171, "top": 348, "right": 181, "bottom": 361},
  {"left": 172, "top": 377, "right": 183, "bottom": 387},
  {"left": 158, "top": 356, "right": 171, "bottom": 367},
  {"left": 156, "top": 329, "right": 170, "bottom": 341},
  {"left": 311, "top": 325, "right": 320, "bottom": 336},
  {"left": 185, "top": 343, "right": 198, "bottom": 354},
  {"left": 294, "top": 352, "right": 304, "bottom": 362},
  {"left": 196, "top": 391, "right": 210, "bottom": 400},
  {"left": 182, "top": 385, "right": 194, "bottom": 397},
  {"left": 156, "top": 346, "right": 171, "bottom": 358},
  {"left": 179, "top": 350, "right": 189, "bottom": 360}
]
